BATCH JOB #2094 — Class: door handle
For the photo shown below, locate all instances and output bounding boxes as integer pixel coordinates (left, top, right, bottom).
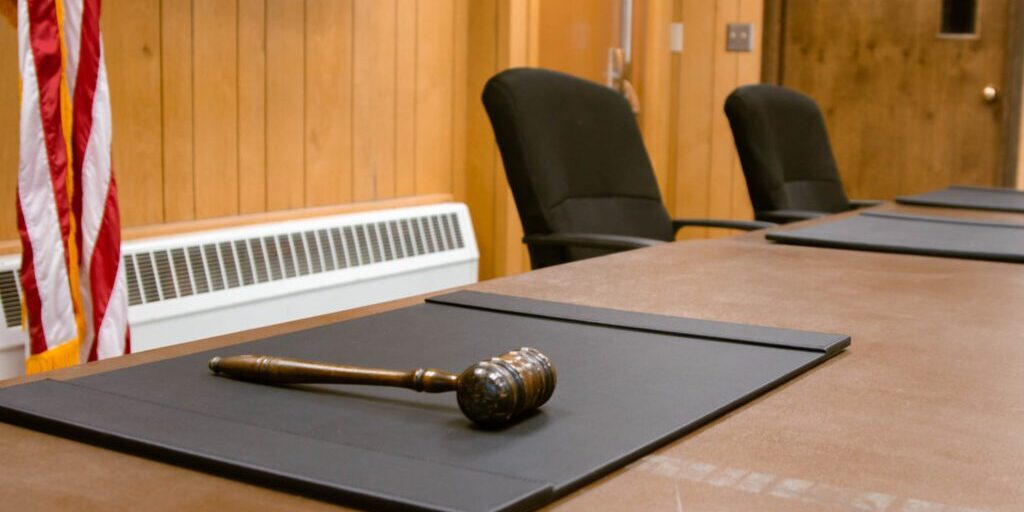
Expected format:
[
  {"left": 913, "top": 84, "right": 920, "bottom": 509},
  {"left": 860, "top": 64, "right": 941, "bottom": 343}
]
[
  {"left": 982, "top": 84, "right": 999, "bottom": 103},
  {"left": 607, "top": 47, "right": 641, "bottom": 114}
]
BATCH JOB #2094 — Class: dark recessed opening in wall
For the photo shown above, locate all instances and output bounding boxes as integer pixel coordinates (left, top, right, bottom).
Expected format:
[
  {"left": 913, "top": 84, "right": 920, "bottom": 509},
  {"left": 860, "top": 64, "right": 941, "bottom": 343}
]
[{"left": 940, "top": 0, "right": 977, "bottom": 35}]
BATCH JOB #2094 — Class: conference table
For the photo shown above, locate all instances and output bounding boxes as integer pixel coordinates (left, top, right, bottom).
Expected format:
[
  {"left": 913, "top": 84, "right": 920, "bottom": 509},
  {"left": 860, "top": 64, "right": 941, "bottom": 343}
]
[{"left": 1, "top": 202, "right": 1022, "bottom": 511}]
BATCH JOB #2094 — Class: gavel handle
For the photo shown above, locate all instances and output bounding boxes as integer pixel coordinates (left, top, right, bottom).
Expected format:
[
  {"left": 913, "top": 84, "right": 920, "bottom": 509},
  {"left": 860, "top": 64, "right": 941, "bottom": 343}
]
[{"left": 208, "top": 355, "right": 459, "bottom": 393}]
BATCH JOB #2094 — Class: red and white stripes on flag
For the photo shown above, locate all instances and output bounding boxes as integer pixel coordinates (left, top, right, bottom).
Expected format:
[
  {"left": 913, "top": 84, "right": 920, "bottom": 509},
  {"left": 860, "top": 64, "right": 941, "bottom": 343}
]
[{"left": 17, "top": 0, "right": 128, "bottom": 373}]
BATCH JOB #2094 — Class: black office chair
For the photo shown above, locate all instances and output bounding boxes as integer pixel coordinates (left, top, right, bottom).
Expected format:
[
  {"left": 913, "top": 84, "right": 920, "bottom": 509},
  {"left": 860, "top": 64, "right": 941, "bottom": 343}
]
[
  {"left": 483, "top": 68, "right": 773, "bottom": 270},
  {"left": 724, "top": 84, "right": 880, "bottom": 224}
]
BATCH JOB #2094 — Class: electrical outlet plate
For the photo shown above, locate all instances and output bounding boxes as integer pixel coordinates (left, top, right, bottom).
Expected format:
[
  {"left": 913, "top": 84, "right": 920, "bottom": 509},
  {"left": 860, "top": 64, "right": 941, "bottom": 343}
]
[{"left": 726, "top": 23, "right": 754, "bottom": 52}]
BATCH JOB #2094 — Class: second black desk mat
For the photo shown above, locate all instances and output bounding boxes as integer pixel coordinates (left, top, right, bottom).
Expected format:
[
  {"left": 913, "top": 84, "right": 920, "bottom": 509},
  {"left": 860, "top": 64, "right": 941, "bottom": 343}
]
[
  {"left": 896, "top": 185, "right": 1024, "bottom": 213},
  {"left": 767, "top": 211, "right": 1024, "bottom": 263},
  {"left": 0, "top": 291, "right": 850, "bottom": 512}
]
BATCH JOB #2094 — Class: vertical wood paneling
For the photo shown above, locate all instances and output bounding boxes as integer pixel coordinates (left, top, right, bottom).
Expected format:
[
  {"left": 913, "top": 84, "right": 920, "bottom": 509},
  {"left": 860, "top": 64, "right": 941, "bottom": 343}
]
[
  {"left": 105, "top": 0, "right": 163, "bottom": 226},
  {"left": 305, "top": 0, "right": 353, "bottom": 206},
  {"left": 490, "top": 0, "right": 533, "bottom": 277},
  {"left": 265, "top": 0, "right": 304, "bottom": 210},
  {"left": 761, "top": 0, "right": 784, "bottom": 84},
  {"left": 192, "top": 0, "right": 239, "bottom": 219},
  {"left": 664, "top": 0, "right": 684, "bottom": 218},
  {"left": 414, "top": 0, "right": 456, "bottom": 196},
  {"left": 451, "top": 0, "right": 470, "bottom": 202},
  {"left": 637, "top": 0, "right": 674, "bottom": 203},
  {"left": 517, "top": 0, "right": 537, "bottom": 277},
  {"left": 674, "top": 0, "right": 717, "bottom": 239},
  {"left": 394, "top": 0, "right": 418, "bottom": 197},
  {"left": 0, "top": 19, "right": 18, "bottom": 240},
  {"left": 731, "top": 0, "right": 760, "bottom": 220},
  {"left": 465, "top": 0, "right": 499, "bottom": 280},
  {"left": 237, "top": 0, "right": 267, "bottom": 214},
  {"left": 160, "top": 0, "right": 194, "bottom": 222},
  {"left": 536, "top": 0, "right": 620, "bottom": 84},
  {"left": 353, "top": 0, "right": 397, "bottom": 202},
  {"left": 706, "top": 0, "right": 740, "bottom": 238}
]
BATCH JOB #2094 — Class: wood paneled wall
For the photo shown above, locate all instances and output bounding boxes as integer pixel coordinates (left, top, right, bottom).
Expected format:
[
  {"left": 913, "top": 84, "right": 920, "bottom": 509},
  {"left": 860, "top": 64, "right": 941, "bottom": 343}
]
[
  {"left": 466, "top": 0, "right": 766, "bottom": 279},
  {"left": 536, "top": 0, "right": 620, "bottom": 85},
  {"left": 0, "top": 19, "right": 18, "bottom": 243},
  {"left": 636, "top": 0, "right": 762, "bottom": 239},
  {"left": 464, "top": 0, "right": 536, "bottom": 280},
  {"left": 0, "top": 0, "right": 467, "bottom": 240},
  {"left": 667, "top": 0, "right": 765, "bottom": 237},
  {"left": 0, "top": 0, "right": 763, "bottom": 279}
]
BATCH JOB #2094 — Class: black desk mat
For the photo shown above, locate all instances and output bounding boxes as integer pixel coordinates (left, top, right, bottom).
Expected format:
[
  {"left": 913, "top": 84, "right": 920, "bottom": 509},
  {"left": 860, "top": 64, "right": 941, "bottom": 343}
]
[
  {"left": 0, "top": 291, "right": 849, "bottom": 512},
  {"left": 896, "top": 185, "right": 1024, "bottom": 213},
  {"left": 767, "top": 211, "right": 1024, "bottom": 263}
]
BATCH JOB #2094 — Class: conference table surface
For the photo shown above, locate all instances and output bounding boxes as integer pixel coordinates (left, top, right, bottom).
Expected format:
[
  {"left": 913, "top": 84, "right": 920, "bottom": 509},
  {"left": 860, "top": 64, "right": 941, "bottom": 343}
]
[{"left": 2, "top": 203, "right": 1023, "bottom": 512}]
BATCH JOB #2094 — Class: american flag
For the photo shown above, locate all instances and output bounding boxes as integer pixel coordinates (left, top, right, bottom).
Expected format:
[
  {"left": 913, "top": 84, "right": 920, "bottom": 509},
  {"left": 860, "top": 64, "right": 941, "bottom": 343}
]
[{"left": 16, "top": 0, "right": 128, "bottom": 373}]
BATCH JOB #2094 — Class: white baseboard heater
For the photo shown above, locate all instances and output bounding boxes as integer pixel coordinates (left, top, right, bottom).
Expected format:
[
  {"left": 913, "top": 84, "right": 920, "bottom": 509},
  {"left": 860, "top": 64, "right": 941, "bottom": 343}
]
[{"left": 0, "top": 203, "right": 478, "bottom": 380}]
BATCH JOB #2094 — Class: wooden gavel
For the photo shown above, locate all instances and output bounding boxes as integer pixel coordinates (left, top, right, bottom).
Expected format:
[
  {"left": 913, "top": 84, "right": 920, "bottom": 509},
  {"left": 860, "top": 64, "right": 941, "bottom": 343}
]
[{"left": 208, "top": 348, "right": 556, "bottom": 428}]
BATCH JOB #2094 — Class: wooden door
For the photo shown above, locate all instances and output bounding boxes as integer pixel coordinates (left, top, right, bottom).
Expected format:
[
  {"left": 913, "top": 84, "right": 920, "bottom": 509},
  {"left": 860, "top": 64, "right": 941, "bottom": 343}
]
[
  {"left": 776, "top": 0, "right": 1019, "bottom": 199},
  {"left": 537, "top": 0, "right": 622, "bottom": 85},
  {"left": 536, "top": 0, "right": 622, "bottom": 84}
]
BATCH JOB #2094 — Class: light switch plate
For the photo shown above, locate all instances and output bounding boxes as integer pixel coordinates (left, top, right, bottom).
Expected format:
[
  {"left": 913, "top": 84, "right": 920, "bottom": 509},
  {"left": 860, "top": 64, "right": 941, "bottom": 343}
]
[{"left": 726, "top": 23, "right": 754, "bottom": 52}]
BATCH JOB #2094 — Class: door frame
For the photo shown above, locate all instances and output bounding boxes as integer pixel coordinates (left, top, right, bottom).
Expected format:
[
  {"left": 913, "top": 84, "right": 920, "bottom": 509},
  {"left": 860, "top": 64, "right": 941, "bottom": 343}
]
[{"left": 1003, "top": 0, "right": 1024, "bottom": 187}]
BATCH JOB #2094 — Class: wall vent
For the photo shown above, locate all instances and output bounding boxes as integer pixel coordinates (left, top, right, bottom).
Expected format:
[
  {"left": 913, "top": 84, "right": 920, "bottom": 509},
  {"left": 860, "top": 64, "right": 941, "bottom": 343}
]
[
  {"left": 0, "top": 270, "right": 21, "bottom": 330},
  {"left": 117, "top": 212, "right": 465, "bottom": 310},
  {"left": 0, "top": 203, "right": 478, "bottom": 378}
]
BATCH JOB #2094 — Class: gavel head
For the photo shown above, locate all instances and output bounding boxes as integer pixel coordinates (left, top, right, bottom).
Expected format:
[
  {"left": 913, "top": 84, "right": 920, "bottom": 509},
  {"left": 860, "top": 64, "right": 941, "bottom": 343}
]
[{"left": 456, "top": 347, "right": 557, "bottom": 428}]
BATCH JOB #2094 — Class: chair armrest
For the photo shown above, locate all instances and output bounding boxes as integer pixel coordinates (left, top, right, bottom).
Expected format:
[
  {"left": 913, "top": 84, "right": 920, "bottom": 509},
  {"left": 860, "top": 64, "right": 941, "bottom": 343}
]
[
  {"left": 671, "top": 218, "right": 776, "bottom": 233},
  {"left": 755, "top": 210, "right": 828, "bottom": 224},
  {"left": 523, "top": 233, "right": 665, "bottom": 251},
  {"left": 849, "top": 199, "right": 883, "bottom": 209}
]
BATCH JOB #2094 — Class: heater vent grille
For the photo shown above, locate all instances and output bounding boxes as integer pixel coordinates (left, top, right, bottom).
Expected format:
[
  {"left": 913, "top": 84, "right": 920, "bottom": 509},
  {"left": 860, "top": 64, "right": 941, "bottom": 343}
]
[
  {"left": 0, "top": 271, "right": 20, "bottom": 329},
  {"left": 0, "top": 212, "right": 467, "bottom": 326},
  {"left": 0, "top": 203, "right": 478, "bottom": 381},
  {"left": 120, "top": 212, "right": 464, "bottom": 307}
]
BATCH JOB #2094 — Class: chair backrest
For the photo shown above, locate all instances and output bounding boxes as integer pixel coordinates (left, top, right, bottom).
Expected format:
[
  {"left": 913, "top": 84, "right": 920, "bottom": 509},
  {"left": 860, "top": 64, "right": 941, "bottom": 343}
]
[
  {"left": 725, "top": 84, "right": 851, "bottom": 216},
  {"left": 482, "top": 68, "right": 673, "bottom": 268}
]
